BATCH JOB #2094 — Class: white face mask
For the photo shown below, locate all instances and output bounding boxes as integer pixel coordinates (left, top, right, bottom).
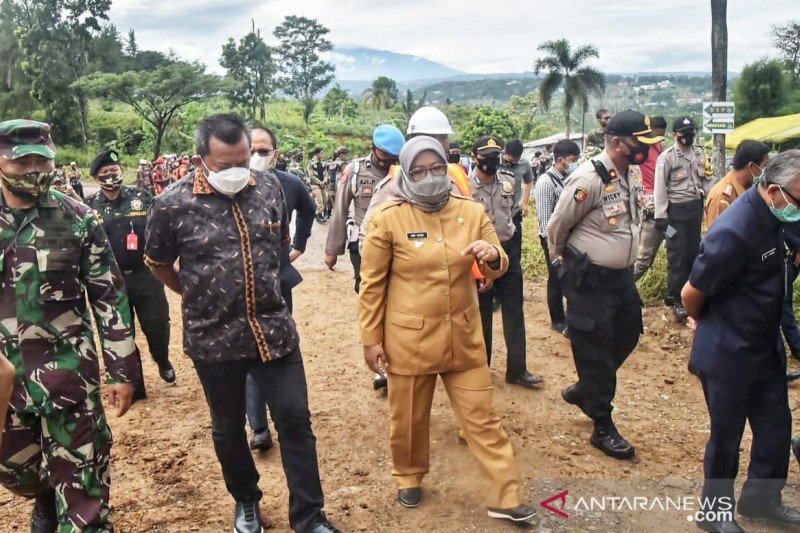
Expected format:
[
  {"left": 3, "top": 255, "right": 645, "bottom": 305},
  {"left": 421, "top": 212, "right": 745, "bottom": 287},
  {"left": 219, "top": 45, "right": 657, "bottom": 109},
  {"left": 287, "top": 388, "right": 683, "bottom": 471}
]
[
  {"left": 202, "top": 158, "right": 250, "bottom": 197},
  {"left": 250, "top": 153, "right": 274, "bottom": 172}
]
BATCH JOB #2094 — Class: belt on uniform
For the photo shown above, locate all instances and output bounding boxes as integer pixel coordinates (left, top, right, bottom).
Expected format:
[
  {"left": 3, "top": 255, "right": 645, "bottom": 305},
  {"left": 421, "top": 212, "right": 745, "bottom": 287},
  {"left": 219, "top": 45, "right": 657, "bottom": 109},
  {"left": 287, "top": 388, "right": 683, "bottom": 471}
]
[{"left": 565, "top": 247, "right": 631, "bottom": 279}]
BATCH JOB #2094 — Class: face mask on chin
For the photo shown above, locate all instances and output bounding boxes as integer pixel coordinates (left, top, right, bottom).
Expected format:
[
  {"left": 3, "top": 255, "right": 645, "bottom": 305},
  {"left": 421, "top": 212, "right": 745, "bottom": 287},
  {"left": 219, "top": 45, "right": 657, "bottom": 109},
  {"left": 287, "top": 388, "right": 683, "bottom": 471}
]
[
  {"left": 201, "top": 158, "right": 250, "bottom": 197},
  {"left": 1, "top": 168, "right": 55, "bottom": 203}
]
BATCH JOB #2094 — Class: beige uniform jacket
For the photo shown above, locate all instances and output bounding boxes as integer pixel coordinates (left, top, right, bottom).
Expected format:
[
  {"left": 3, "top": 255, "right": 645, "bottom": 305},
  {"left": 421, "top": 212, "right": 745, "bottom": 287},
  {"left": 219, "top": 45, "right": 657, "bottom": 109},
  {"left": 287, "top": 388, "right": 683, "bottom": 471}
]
[
  {"left": 704, "top": 171, "right": 746, "bottom": 228},
  {"left": 325, "top": 156, "right": 386, "bottom": 256},
  {"left": 359, "top": 196, "right": 508, "bottom": 375},
  {"left": 469, "top": 170, "right": 516, "bottom": 243},
  {"left": 654, "top": 144, "right": 713, "bottom": 220},
  {"left": 547, "top": 151, "right": 644, "bottom": 270}
]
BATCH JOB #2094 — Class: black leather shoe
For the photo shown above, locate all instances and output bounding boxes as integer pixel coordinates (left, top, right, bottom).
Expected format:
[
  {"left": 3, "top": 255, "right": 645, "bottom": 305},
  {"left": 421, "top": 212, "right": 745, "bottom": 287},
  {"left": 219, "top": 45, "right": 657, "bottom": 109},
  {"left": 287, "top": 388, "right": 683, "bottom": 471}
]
[
  {"left": 505, "top": 372, "right": 544, "bottom": 389},
  {"left": 249, "top": 429, "right": 273, "bottom": 452},
  {"left": 590, "top": 421, "right": 635, "bottom": 460},
  {"left": 673, "top": 304, "right": 689, "bottom": 322},
  {"left": 373, "top": 374, "right": 387, "bottom": 390},
  {"left": 233, "top": 501, "right": 264, "bottom": 533},
  {"left": 551, "top": 322, "right": 567, "bottom": 334},
  {"left": 398, "top": 487, "right": 421, "bottom": 508},
  {"left": 787, "top": 370, "right": 800, "bottom": 382},
  {"left": 158, "top": 363, "right": 176, "bottom": 383},
  {"left": 31, "top": 488, "right": 58, "bottom": 533},
  {"left": 792, "top": 436, "right": 800, "bottom": 466},
  {"left": 695, "top": 517, "right": 744, "bottom": 533},
  {"left": 308, "top": 514, "right": 342, "bottom": 533},
  {"left": 738, "top": 503, "right": 800, "bottom": 526},
  {"left": 487, "top": 503, "right": 537, "bottom": 522},
  {"left": 561, "top": 383, "right": 582, "bottom": 407}
]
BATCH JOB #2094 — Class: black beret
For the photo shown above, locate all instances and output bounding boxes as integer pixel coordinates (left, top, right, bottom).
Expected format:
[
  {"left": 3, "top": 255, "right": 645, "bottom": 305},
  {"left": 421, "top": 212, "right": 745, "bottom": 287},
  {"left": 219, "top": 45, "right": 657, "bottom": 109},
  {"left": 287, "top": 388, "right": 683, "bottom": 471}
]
[{"left": 90, "top": 149, "right": 121, "bottom": 176}]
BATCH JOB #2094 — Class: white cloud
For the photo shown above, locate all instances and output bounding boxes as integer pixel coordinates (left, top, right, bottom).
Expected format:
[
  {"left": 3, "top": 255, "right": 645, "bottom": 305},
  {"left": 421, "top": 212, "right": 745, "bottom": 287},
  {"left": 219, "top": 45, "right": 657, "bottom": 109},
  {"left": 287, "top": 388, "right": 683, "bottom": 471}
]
[{"left": 110, "top": 0, "right": 795, "bottom": 75}]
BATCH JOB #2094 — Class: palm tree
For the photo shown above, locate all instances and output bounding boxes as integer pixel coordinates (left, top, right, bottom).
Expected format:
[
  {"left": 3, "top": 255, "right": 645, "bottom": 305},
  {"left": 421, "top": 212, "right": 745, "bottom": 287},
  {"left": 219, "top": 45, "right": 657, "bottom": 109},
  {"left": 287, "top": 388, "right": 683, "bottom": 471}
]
[
  {"left": 534, "top": 39, "right": 606, "bottom": 137},
  {"left": 362, "top": 76, "right": 398, "bottom": 111}
]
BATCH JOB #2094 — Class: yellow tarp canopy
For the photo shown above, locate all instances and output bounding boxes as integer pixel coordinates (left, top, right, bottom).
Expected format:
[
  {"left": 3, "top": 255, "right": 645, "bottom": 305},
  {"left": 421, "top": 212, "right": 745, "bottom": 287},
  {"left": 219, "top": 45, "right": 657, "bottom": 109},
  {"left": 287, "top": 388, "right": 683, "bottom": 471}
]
[{"left": 717, "top": 113, "right": 800, "bottom": 150}]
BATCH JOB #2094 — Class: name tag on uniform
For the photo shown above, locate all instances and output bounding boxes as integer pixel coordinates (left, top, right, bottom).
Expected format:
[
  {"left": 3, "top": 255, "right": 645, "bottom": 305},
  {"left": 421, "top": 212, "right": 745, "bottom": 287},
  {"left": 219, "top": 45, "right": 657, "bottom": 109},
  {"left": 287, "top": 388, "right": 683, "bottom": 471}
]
[
  {"left": 407, "top": 232, "right": 428, "bottom": 239},
  {"left": 762, "top": 248, "right": 777, "bottom": 261}
]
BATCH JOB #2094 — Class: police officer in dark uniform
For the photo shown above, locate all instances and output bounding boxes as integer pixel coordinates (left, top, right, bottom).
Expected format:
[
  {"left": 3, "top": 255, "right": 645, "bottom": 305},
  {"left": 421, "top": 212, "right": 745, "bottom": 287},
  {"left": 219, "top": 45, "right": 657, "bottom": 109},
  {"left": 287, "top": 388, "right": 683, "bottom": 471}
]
[
  {"left": 682, "top": 150, "right": 800, "bottom": 533},
  {"left": 547, "top": 110, "right": 661, "bottom": 460},
  {"left": 85, "top": 150, "right": 175, "bottom": 399}
]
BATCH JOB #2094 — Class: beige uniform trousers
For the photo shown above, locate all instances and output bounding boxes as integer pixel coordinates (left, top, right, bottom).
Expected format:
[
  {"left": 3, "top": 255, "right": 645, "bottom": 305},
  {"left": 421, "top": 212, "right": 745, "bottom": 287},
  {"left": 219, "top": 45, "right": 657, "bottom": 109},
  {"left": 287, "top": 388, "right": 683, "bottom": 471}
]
[{"left": 387, "top": 365, "right": 521, "bottom": 509}]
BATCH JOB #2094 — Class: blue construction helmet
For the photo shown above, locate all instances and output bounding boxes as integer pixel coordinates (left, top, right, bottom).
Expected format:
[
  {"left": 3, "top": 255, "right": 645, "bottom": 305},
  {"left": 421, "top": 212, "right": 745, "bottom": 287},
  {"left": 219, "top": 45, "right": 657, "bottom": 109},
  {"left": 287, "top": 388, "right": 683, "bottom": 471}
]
[{"left": 372, "top": 124, "right": 405, "bottom": 157}]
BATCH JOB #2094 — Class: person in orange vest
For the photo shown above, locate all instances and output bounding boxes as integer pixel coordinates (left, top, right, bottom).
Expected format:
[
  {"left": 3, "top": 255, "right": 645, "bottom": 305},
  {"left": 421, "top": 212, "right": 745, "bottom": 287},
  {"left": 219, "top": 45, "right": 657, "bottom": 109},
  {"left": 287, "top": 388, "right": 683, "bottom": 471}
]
[{"left": 359, "top": 107, "right": 486, "bottom": 282}]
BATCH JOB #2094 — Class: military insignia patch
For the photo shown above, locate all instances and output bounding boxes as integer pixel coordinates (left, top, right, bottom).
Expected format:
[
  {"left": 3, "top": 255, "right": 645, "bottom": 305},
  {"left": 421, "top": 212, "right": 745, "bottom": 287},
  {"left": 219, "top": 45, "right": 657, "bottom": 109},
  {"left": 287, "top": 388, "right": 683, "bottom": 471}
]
[
  {"left": 131, "top": 198, "right": 144, "bottom": 211},
  {"left": 609, "top": 169, "right": 619, "bottom": 181},
  {"left": 574, "top": 187, "right": 589, "bottom": 202}
]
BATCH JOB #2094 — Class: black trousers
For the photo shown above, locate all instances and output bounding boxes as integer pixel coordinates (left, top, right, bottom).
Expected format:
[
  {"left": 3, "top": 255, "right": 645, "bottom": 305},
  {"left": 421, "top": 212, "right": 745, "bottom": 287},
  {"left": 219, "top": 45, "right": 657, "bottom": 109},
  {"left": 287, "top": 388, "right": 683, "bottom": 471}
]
[
  {"left": 349, "top": 242, "right": 361, "bottom": 293},
  {"left": 562, "top": 258, "right": 642, "bottom": 422},
  {"left": 698, "top": 370, "right": 791, "bottom": 512},
  {"left": 666, "top": 199, "right": 703, "bottom": 302},
  {"left": 478, "top": 237, "right": 527, "bottom": 376},
  {"left": 125, "top": 267, "right": 171, "bottom": 369},
  {"left": 539, "top": 236, "right": 565, "bottom": 325},
  {"left": 193, "top": 348, "right": 325, "bottom": 532}
]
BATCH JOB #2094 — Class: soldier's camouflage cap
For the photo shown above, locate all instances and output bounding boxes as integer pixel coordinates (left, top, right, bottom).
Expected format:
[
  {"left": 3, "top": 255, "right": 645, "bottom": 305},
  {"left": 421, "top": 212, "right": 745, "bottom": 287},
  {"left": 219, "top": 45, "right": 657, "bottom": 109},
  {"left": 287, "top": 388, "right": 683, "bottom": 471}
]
[{"left": 0, "top": 119, "right": 56, "bottom": 160}]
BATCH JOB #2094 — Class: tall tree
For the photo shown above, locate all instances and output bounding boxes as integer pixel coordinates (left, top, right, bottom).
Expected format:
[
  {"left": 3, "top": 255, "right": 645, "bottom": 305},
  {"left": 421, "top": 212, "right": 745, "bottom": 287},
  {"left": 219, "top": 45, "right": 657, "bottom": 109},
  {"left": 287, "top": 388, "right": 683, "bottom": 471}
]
[
  {"left": 220, "top": 22, "right": 276, "bottom": 123},
  {"left": 74, "top": 62, "right": 223, "bottom": 159},
  {"left": 15, "top": 0, "right": 113, "bottom": 145},
  {"left": 273, "top": 15, "right": 335, "bottom": 124},
  {"left": 400, "top": 89, "right": 426, "bottom": 119},
  {"left": 710, "top": 0, "right": 728, "bottom": 178},
  {"left": 0, "top": 0, "right": 37, "bottom": 119},
  {"left": 321, "top": 85, "right": 358, "bottom": 120},
  {"left": 533, "top": 39, "right": 606, "bottom": 137},
  {"left": 769, "top": 21, "right": 800, "bottom": 89},
  {"left": 732, "top": 58, "right": 788, "bottom": 123},
  {"left": 362, "top": 76, "right": 399, "bottom": 111}
]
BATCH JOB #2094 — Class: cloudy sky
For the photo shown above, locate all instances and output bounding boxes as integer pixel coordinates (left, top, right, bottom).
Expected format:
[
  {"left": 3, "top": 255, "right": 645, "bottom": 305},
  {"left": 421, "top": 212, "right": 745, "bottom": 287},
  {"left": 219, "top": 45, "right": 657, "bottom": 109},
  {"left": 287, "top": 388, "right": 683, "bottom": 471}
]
[{"left": 110, "top": 0, "right": 789, "bottom": 75}]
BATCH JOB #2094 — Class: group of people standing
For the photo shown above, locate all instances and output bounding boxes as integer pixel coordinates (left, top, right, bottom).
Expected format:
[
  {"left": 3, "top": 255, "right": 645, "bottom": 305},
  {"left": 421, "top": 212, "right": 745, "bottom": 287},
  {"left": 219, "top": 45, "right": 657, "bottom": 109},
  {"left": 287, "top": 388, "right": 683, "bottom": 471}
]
[{"left": 2, "top": 99, "right": 800, "bottom": 533}]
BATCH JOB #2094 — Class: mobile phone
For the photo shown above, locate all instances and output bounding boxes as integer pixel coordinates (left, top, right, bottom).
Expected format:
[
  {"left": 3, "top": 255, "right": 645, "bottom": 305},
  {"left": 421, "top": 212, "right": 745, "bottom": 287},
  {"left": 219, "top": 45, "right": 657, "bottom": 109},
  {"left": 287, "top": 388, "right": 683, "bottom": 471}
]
[{"left": 665, "top": 225, "right": 677, "bottom": 239}]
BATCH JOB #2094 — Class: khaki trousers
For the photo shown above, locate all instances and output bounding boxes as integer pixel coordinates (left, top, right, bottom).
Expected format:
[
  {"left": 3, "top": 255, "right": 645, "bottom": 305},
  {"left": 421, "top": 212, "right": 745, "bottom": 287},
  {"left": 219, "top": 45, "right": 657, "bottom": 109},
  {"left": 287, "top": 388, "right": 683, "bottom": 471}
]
[{"left": 387, "top": 365, "right": 521, "bottom": 508}]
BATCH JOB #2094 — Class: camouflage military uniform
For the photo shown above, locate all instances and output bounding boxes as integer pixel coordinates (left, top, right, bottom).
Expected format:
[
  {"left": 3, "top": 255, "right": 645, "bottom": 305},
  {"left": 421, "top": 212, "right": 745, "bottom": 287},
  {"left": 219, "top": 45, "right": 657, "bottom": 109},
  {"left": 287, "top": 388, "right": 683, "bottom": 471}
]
[
  {"left": 0, "top": 188, "right": 140, "bottom": 531},
  {"left": 136, "top": 166, "right": 153, "bottom": 193}
]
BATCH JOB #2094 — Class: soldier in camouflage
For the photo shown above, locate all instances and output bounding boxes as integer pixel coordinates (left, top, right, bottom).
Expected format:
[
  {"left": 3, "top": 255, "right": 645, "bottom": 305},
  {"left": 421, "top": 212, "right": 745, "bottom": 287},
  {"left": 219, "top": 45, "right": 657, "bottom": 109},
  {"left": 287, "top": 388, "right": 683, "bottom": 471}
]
[
  {"left": 0, "top": 119, "right": 141, "bottom": 532},
  {"left": 85, "top": 149, "right": 175, "bottom": 394}
]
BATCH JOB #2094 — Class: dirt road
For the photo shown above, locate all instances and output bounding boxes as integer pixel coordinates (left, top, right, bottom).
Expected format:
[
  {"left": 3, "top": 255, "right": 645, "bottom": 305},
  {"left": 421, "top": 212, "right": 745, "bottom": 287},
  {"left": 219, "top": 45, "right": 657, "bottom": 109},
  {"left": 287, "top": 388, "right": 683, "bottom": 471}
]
[{"left": 1, "top": 217, "right": 799, "bottom": 532}]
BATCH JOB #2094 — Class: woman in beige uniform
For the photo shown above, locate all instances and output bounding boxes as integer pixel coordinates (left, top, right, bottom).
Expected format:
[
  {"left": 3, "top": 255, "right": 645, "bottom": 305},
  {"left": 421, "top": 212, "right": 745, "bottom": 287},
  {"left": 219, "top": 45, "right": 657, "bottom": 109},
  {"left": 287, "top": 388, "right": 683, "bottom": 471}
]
[{"left": 358, "top": 135, "right": 536, "bottom": 524}]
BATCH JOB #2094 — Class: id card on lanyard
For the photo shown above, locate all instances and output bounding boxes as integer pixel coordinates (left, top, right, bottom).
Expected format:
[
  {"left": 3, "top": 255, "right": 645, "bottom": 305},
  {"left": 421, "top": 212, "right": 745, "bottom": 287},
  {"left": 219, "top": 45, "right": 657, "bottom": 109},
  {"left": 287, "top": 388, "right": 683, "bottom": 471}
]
[{"left": 126, "top": 221, "right": 139, "bottom": 251}]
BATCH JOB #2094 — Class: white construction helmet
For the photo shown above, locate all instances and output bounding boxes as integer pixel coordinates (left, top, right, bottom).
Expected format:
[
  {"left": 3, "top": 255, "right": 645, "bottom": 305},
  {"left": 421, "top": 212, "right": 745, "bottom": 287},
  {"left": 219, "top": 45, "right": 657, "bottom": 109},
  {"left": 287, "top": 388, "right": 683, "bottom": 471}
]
[{"left": 407, "top": 106, "right": 454, "bottom": 135}]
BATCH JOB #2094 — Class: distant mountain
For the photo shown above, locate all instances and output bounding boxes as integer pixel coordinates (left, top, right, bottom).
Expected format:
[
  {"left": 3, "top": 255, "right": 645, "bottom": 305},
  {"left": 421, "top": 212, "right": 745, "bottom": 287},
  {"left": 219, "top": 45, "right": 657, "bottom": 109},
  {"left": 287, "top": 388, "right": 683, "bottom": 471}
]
[{"left": 328, "top": 47, "right": 465, "bottom": 82}]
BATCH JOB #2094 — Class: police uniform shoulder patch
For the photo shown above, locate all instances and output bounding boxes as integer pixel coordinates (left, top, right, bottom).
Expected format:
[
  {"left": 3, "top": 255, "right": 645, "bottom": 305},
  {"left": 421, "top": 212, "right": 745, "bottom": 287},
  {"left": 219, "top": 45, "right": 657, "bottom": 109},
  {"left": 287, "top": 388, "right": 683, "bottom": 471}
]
[{"left": 574, "top": 187, "right": 589, "bottom": 203}]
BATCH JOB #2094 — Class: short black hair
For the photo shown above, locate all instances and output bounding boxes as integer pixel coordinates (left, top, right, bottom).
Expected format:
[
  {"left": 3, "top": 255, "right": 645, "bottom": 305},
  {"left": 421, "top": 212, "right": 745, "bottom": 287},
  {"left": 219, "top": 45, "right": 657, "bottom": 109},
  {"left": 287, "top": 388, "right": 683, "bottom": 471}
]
[
  {"left": 504, "top": 139, "right": 524, "bottom": 158},
  {"left": 195, "top": 113, "right": 250, "bottom": 157},
  {"left": 448, "top": 141, "right": 460, "bottom": 150},
  {"left": 252, "top": 125, "right": 278, "bottom": 150},
  {"left": 732, "top": 140, "right": 770, "bottom": 171},
  {"left": 552, "top": 139, "right": 581, "bottom": 161},
  {"left": 596, "top": 108, "right": 610, "bottom": 119},
  {"left": 534, "top": 151, "right": 542, "bottom": 157},
  {"left": 312, "top": 147, "right": 323, "bottom": 156},
  {"left": 650, "top": 116, "right": 667, "bottom": 129}
]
